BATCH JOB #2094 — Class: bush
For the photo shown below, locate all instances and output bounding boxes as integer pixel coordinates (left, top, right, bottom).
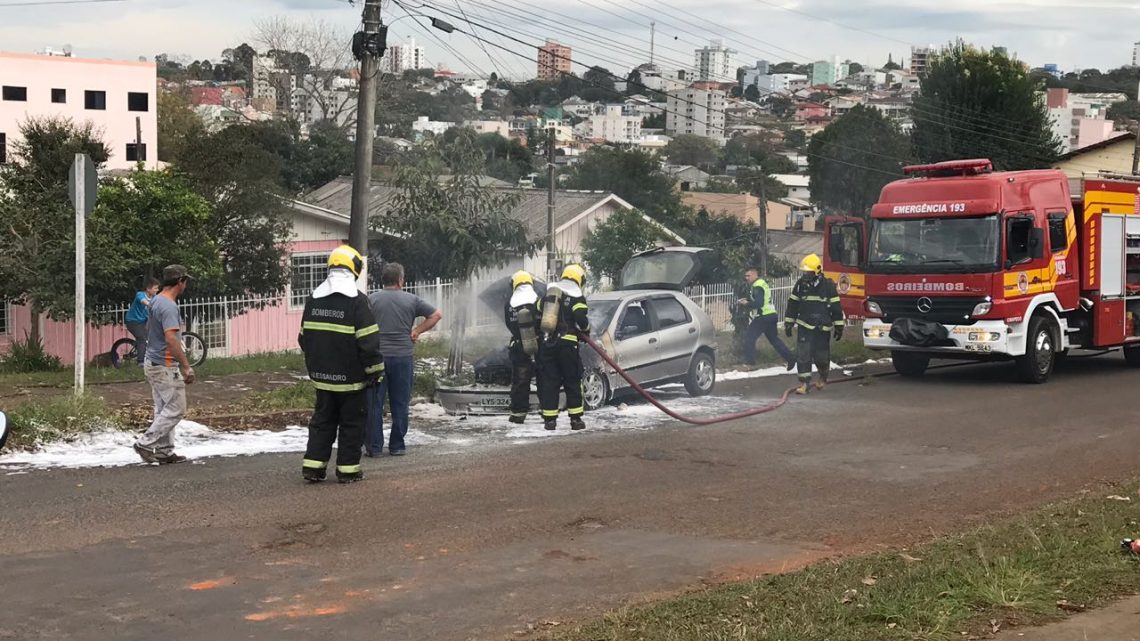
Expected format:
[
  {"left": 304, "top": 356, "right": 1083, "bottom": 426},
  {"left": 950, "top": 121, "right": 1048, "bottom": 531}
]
[
  {"left": 0, "top": 333, "right": 63, "bottom": 373},
  {"left": 6, "top": 394, "right": 121, "bottom": 450}
]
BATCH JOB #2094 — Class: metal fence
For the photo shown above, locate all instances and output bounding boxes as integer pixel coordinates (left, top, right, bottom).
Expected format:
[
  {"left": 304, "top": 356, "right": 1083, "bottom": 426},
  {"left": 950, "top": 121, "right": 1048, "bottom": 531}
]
[{"left": 78, "top": 276, "right": 799, "bottom": 360}]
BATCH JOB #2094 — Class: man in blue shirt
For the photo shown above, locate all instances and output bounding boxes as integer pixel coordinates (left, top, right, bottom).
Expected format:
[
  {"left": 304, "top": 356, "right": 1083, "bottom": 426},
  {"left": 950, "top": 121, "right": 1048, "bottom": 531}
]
[{"left": 125, "top": 278, "right": 159, "bottom": 365}]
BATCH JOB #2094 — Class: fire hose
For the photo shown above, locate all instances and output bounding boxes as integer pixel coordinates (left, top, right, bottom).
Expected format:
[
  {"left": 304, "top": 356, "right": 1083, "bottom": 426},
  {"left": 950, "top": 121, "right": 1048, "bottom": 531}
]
[{"left": 580, "top": 333, "right": 800, "bottom": 426}]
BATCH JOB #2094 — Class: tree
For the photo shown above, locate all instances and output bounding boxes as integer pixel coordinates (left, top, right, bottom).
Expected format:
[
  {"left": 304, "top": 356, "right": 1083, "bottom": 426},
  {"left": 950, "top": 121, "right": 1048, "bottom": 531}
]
[
  {"left": 174, "top": 126, "right": 293, "bottom": 299},
  {"left": 381, "top": 130, "right": 533, "bottom": 374},
  {"left": 882, "top": 54, "right": 901, "bottom": 71},
  {"left": 626, "top": 68, "right": 643, "bottom": 94},
  {"left": 848, "top": 62, "right": 864, "bottom": 75},
  {"left": 1108, "top": 100, "right": 1140, "bottom": 126},
  {"left": 0, "top": 119, "right": 111, "bottom": 340},
  {"left": 808, "top": 104, "right": 910, "bottom": 215},
  {"left": 784, "top": 128, "right": 807, "bottom": 150},
  {"left": 254, "top": 17, "right": 357, "bottom": 131},
  {"left": 663, "top": 134, "right": 721, "bottom": 169},
  {"left": 157, "top": 90, "right": 205, "bottom": 164},
  {"left": 768, "top": 95, "right": 795, "bottom": 119},
  {"left": 564, "top": 146, "right": 686, "bottom": 226},
  {"left": 473, "top": 132, "right": 534, "bottom": 183},
  {"left": 287, "top": 120, "right": 354, "bottom": 193},
  {"left": 642, "top": 112, "right": 666, "bottom": 129},
  {"left": 736, "top": 166, "right": 789, "bottom": 201},
  {"left": 696, "top": 177, "right": 744, "bottom": 194},
  {"left": 581, "top": 209, "right": 667, "bottom": 283},
  {"left": 912, "top": 42, "right": 1062, "bottom": 170},
  {"left": 744, "top": 84, "right": 761, "bottom": 102}
]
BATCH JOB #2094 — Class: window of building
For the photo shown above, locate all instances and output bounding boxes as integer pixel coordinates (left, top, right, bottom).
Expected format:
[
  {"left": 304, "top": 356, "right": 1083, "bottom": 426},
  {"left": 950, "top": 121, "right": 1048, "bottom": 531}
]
[
  {"left": 125, "top": 143, "right": 147, "bottom": 162},
  {"left": 84, "top": 90, "right": 107, "bottom": 110},
  {"left": 127, "top": 92, "right": 149, "bottom": 112},
  {"left": 0, "top": 300, "right": 9, "bottom": 336},
  {"left": 2, "top": 86, "right": 27, "bottom": 101},
  {"left": 290, "top": 253, "right": 327, "bottom": 307},
  {"left": 51, "top": 88, "right": 67, "bottom": 103}
]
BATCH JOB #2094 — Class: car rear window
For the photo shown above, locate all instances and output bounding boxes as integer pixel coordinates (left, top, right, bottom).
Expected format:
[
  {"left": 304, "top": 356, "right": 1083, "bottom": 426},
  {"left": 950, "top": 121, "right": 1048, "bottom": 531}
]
[{"left": 649, "top": 296, "right": 690, "bottom": 329}]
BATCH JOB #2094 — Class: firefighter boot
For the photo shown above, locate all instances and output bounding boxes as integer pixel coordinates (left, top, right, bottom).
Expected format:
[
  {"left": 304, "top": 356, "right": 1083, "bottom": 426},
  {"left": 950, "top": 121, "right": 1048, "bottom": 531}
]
[
  {"left": 795, "top": 382, "right": 810, "bottom": 395},
  {"left": 813, "top": 378, "right": 827, "bottom": 392},
  {"left": 544, "top": 418, "right": 557, "bottom": 431},
  {"left": 337, "top": 470, "right": 364, "bottom": 484},
  {"left": 570, "top": 416, "right": 586, "bottom": 431},
  {"left": 303, "top": 466, "right": 327, "bottom": 483},
  {"left": 509, "top": 413, "right": 527, "bottom": 425}
]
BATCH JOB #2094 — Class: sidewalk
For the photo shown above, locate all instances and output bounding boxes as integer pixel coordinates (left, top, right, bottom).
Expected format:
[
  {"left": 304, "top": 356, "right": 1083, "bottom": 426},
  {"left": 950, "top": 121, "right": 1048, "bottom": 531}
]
[{"left": 1004, "top": 596, "right": 1140, "bottom": 641}]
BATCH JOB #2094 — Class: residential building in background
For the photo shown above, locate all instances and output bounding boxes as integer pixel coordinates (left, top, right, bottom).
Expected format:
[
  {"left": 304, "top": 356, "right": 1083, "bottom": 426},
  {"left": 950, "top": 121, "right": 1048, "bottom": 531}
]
[
  {"left": 537, "top": 40, "right": 572, "bottom": 81},
  {"left": 1046, "top": 88, "right": 1125, "bottom": 154},
  {"left": 1133, "top": 42, "right": 1140, "bottom": 67},
  {"left": 810, "top": 58, "right": 851, "bottom": 87},
  {"left": 385, "top": 37, "right": 428, "bottom": 74},
  {"left": 754, "top": 73, "right": 807, "bottom": 96},
  {"left": 665, "top": 87, "right": 726, "bottom": 142},
  {"left": 634, "top": 63, "right": 688, "bottom": 93},
  {"left": 694, "top": 39, "right": 737, "bottom": 82},
  {"left": 0, "top": 51, "right": 158, "bottom": 170},
  {"left": 909, "top": 45, "right": 933, "bottom": 75},
  {"left": 465, "top": 119, "right": 511, "bottom": 137},
  {"left": 579, "top": 104, "right": 642, "bottom": 143},
  {"left": 411, "top": 116, "right": 454, "bottom": 139},
  {"left": 250, "top": 54, "right": 278, "bottom": 112},
  {"left": 741, "top": 60, "right": 771, "bottom": 88}
]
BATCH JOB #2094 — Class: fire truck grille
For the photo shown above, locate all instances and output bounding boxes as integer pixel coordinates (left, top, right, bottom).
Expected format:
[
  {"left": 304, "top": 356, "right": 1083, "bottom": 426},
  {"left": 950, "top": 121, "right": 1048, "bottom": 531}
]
[{"left": 872, "top": 296, "right": 986, "bottom": 325}]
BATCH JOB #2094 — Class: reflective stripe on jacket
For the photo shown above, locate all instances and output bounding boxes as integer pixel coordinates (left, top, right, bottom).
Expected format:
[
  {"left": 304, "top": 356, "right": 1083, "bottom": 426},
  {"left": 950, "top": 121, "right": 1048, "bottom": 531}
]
[
  {"left": 784, "top": 276, "right": 845, "bottom": 331},
  {"left": 298, "top": 293, "right": 384, "bottom": 392}
]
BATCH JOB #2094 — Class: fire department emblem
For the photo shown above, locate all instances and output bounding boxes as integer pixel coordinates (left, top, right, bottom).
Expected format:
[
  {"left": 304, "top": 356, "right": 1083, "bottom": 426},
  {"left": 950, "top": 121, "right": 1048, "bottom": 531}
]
[
  {"left": 1018, "top": 272, "right": 1029, "bottom": 295},
  {"left": 837, "top": 273, "right": 851, "bottom": 295}
]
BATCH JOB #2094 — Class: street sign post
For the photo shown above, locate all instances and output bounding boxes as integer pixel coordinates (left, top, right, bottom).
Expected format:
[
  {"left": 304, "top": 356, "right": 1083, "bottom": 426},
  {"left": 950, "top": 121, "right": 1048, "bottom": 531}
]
[{"left": 70, "top": 154, "right": 96, "bottom": 395}]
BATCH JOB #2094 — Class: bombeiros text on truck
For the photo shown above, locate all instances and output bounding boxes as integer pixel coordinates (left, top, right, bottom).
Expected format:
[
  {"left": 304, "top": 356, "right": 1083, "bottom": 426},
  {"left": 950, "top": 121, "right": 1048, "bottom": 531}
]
[{"left": 822, "top": 159, "right": 1140, "bottom": 383}]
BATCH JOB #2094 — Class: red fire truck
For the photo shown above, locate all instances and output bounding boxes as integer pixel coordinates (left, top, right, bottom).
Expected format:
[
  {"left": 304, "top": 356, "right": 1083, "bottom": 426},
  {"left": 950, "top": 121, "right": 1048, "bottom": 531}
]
[{"left": 823, "top": 159, "right": 1140, "bottom": 383}]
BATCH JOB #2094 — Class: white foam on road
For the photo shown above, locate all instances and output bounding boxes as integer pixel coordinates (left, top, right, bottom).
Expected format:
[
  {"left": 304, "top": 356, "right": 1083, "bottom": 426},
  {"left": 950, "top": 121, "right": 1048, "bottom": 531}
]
[{"left": 0, "top": 421, "right": 442, "bottom": 473}]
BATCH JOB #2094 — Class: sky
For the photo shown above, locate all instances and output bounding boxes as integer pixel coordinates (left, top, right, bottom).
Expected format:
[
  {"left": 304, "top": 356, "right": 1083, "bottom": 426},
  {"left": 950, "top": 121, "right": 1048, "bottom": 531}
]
[{"left": 0, "top": 0, "right": 1137, "bottom": 78}]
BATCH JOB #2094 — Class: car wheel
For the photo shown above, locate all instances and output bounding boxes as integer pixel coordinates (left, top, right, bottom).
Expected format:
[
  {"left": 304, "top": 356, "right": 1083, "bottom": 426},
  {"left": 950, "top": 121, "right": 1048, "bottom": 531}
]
[
  {"left": 1124, "top": 345, "right": 1140, "bottom": 368},
  {"left": 684, "top": 351, "right": 716, "bottom": 397},
  {"left": 582, "top": 369, "right": 610, "bottom": 411}
]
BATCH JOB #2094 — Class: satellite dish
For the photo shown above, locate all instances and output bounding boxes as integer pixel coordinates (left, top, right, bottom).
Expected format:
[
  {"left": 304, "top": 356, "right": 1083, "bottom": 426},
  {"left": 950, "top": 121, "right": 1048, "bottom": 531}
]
[{"left": 63, "top": 43, "right": 73, "bottom": 56}]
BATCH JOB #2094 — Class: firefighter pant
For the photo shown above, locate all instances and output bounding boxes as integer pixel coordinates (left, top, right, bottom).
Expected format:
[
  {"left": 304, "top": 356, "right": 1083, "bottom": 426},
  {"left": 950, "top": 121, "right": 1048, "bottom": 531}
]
[
  {"left": 303, "top": 389, "right": 366, "bottom": 477},
  {"left": 796, "top": 328, "right": 832, "bottom": 382},
  {"left": 742, "top": 314, "right": 794, "bottom": 365},
  {"left": 509, "top": 343, "right": 538, "bottom": 418},
  {"left": 539, "top": 340, "right": 584, "bottom": 420}
]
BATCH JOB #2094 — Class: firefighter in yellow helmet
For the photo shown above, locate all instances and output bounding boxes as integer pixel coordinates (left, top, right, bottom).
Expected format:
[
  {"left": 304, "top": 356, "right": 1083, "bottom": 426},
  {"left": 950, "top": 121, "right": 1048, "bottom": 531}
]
[
  {"left": 538, "top": 264, "right": 590, "bottom": 430},
  {"left": 783, "top": 253, "right": 845, "bottom": 394},
  {"left": 505, "top": 270, "right": 543, "bottom": 424},
  {"left": 297, "top": 245, "right": 384, "bottom": 483}
]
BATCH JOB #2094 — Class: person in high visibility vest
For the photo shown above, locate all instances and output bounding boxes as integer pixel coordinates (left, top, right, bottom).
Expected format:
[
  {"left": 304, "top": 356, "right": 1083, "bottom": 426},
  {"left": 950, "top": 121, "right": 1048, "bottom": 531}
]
[
  {"left": 738, "top": 268, "right": 795, "bottom": 370},
  {"left": 784, "top": 253, "right": 845, "bottom": 395}
]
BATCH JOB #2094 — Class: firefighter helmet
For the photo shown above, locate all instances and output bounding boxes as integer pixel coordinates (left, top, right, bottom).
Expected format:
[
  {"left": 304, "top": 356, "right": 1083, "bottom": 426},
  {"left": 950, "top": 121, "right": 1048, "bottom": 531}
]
[
  {"left": 799, "top": 253, "right": 823, "bottom": 274},
  {"left": 328, "top": 245, "right": 364, "bottom": 277},
  {"left": 511, "top": 270, "right": 534, "bottom": 289},
  {"left": 561, "top": 264, "right": 586, "bottom": 286}
]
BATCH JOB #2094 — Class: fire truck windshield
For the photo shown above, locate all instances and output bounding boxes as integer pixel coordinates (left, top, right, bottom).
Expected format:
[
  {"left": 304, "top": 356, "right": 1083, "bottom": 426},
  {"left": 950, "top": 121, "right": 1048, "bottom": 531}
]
[{"left": 867, "top": 215, "right": 1000, "bottom": 273}]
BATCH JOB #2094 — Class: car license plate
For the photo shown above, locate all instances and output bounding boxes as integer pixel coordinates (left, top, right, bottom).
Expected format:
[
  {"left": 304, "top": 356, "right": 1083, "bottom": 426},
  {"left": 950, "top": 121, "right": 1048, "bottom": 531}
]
[{"left": 481, "top": 397, "right": 509, "bottom": 406}]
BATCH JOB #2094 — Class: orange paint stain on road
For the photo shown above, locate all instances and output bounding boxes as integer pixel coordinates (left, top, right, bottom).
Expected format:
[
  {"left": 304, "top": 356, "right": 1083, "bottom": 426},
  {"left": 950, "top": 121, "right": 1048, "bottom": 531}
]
[
  {"left": 244, "top": 604, "right": 348, "bottom": 622},
  {"left": 188, "top": 579, "right": 229, "bottom": 591}
]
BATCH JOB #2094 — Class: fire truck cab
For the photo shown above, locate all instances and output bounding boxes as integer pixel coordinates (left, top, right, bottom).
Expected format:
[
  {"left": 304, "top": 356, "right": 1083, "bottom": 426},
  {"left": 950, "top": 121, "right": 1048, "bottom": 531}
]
[{"left": 824, "top": 158, "right": 1140, "bottom": 383}]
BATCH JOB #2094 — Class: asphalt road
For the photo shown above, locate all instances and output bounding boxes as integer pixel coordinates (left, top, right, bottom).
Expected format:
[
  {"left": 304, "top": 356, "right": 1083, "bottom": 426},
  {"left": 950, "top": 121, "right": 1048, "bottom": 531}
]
[{"left": 3, "top": 356, "right": 1140, "bottom": 641}]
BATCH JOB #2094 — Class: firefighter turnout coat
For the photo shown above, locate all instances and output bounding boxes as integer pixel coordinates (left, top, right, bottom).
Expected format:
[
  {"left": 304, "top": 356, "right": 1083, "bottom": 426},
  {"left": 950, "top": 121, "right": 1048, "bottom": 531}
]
[
  {"left": 784, "top": 275, "right": 845, "bottom": 332},
  {"left": 297, "top": 271, "right": 385, "bottom": 391}
]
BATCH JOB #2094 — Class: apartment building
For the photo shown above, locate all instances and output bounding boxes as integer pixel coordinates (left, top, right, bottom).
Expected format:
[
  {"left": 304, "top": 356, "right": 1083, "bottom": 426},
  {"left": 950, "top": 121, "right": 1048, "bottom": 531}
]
[
  {"left": 694, "top": 40, "right": 738, "bottom": 83},
  {"left": 0, "top": 51, "right": 158, "bottom": 170},
  {"left": 665, "top": 88, "right": 726, "bottom": 142},
  {"left": 1046, "top": 88, "right": 1124, "bottom": 154},
  {"left": 537, "top": 40, "right": 572, "bottom": 81},
  {"left": 385, "top": 37, "right": 428, "bottom": 74},
  {"left": 581, "top": 104, "right": 642, "bottom": 143}
]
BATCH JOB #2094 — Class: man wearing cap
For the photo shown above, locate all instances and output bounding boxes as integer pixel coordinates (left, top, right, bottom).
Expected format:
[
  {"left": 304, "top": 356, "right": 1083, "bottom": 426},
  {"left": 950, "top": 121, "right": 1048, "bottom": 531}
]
[{"left": 133, "top": 265, "right": 195, "bottom": 464}]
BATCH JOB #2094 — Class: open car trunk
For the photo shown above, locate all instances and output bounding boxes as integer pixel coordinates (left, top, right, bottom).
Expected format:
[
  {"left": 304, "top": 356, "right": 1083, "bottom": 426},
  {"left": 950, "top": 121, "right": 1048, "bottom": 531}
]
[{"left": 618, "top": 247, "right": 711, "bottom": 291}]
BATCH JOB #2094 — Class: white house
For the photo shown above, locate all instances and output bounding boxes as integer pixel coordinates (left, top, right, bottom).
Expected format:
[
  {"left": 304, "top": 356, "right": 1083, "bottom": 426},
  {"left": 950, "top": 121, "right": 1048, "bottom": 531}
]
[
  {"left": 581, "top": 105, "right": 642, "bottom": 143},
  {"left": 772, "top": 174, "right": 811, "bottom": 201},
  {"left": 412, "top": 116, "right": 455, "bottom": 138}
]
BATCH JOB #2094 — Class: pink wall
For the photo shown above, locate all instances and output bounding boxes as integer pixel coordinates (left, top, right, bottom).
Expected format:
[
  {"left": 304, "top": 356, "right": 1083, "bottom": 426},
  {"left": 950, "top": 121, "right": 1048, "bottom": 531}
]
[{"left": 0, "top": 51, "right": 158, "bottom": 170}]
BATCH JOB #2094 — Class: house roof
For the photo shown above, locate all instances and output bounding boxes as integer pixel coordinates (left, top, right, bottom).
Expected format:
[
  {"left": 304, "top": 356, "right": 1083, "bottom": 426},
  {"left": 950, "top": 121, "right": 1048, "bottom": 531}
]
[
  {"left": 1056, "top": 131, "right": 1136, "bottom": 160},
  {"left": 771, "top": 174, "right": 810, "bottom": 188},
  {"left": 296, "top": 177, "right": 684, "bottom": 243},
  {"left": 768, "top": 229, "right": 822, "bottom": 263}
]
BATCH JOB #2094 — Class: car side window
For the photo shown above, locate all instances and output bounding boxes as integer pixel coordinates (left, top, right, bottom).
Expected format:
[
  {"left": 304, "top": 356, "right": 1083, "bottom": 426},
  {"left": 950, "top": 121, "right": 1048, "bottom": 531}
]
[
  {"left": 648, "top": 296, "right": 691, "bottom": 329},
  {"left": 616, "top": 302, "right": 653, "bottom": 339}
]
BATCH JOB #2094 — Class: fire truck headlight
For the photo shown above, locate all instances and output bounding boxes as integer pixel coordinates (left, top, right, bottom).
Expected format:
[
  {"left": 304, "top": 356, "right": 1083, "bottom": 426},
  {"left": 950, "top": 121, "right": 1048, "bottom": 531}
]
[
  {"left": 866, "top": 301, "right": 883, "bottom": 315},
  {"left": 864, "top": 326, "right": 888, "bottom": 339},
  {"left": 971, "top": 301, "right": 993, "bottom": 316}
]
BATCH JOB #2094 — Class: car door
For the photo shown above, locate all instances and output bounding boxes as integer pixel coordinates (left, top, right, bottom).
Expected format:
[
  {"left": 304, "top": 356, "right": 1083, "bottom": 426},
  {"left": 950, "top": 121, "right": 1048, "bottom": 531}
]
[
  {"left": 645, "top": 295, "right": 696, "bottom": 382},
  {"left": 611, "top": 299, "right": 660, "bottom": 384}
]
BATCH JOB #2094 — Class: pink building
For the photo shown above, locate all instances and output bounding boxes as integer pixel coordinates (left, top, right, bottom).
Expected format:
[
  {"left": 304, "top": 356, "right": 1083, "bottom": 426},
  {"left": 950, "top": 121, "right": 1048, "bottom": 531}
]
[{"left": 0, "top": 51, "right": 158, "bottom": 170}]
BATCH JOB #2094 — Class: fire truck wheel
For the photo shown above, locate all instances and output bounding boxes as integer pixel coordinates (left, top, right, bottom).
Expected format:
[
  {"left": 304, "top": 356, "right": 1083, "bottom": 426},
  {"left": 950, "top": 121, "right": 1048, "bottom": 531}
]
[
  {"left": 1124, "top": 346, "right": 1140, "bottom": 368},
  {"left": 891, "top": 351, "right": 930, "bottom": 377},
  {"left": 1016, "top": 315, "right": 1056, "bottom": 384}
]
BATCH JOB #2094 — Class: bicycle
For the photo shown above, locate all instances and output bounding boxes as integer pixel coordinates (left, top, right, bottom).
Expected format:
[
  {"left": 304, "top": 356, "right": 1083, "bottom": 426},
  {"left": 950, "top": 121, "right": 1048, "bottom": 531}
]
[{"left": 110, "top": 331, "right": 207, "bottom": 369}]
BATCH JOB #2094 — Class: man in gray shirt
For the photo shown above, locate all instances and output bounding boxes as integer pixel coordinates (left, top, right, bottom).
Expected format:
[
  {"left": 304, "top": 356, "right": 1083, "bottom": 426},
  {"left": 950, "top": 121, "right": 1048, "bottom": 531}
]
[
  {"left": 366, "top": 263, "right": 442, "bottom": 456},
  {"left": 133, "top": 265, "right": 196, "bottom": 464}
]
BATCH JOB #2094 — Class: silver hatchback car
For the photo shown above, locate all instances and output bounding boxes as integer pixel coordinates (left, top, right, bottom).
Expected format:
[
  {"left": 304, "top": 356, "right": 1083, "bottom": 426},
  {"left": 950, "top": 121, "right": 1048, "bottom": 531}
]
[{"left": 579, "top": 247, "right": 718, "bottom": 409}]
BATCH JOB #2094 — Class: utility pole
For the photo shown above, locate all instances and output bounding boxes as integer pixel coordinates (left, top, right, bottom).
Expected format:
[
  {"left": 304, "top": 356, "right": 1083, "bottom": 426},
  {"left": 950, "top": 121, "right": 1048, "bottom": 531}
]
[
  {"left": 546, "top": 125, "right": 557, "bottom": 279},
  {"left": 650, "top": 22, "right": 656, "bottom": 65},
  {"left": 1133, "top": 80, "right": 1140, "bottom": 175},
  {"left": 350, "top": 0, "right": 386, "bottom": 289},
  {"left": 757, "top": 178, "right": 769, "bottom": 278}
]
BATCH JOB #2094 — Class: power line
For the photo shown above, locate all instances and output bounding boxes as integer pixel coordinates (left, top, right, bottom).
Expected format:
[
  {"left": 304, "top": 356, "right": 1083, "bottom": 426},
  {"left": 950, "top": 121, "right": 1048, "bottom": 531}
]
[{"left": 0, "top": 0, "right": 124, "bottom": 5}]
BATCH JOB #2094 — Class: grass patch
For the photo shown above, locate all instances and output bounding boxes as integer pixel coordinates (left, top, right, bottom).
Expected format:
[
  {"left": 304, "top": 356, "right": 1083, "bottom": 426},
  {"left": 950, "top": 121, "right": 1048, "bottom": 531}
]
[
  {"left": 0, "top": 351, "right": 307, "bottom": 389},
  {"left": 716, "top": 323, "right": 879, "bottom": 370},
  {"left": 5, "top": 394, "right": 124, "bottom": 450},
  {"left": 549, "top": 483, "right": 1140, "bottom": 641},
  {"left": 239, "top": 380, "right": 315, "bottom": 412}
]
